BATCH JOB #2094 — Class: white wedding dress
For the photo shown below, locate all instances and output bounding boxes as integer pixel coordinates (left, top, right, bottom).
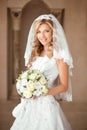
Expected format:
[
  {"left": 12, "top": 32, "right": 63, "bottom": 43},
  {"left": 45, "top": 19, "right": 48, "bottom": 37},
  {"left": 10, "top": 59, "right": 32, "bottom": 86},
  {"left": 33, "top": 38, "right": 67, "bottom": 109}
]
[{"left": 10, "top": 55, "right": 72, "bottom": 130}]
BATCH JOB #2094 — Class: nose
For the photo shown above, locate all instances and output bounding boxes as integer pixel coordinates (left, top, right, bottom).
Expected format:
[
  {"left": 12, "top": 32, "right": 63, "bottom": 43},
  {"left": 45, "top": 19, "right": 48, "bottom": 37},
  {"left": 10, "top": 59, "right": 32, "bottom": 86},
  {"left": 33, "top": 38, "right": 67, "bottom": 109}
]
[{"left": 40, "top": 32, "right": 45, "bottom": 38}]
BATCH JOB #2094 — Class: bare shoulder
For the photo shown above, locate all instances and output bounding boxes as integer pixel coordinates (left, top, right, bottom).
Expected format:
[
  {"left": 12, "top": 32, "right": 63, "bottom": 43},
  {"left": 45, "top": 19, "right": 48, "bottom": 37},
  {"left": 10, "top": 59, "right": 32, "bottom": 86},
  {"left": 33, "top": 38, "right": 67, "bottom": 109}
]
[
  {"left": 54, "top": 58, "right": 69, "bottom": 86},
  {"left": 54, "top": 58, "right": 68, "bottom": 69}
]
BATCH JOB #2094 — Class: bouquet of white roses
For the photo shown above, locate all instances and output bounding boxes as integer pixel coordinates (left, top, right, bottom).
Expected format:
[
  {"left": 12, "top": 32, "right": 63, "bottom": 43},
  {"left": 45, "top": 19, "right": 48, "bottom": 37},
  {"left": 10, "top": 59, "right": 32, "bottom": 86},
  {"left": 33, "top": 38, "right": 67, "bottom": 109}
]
[{"left": 16, "top": 69, "right": 49, "bottom": 98}]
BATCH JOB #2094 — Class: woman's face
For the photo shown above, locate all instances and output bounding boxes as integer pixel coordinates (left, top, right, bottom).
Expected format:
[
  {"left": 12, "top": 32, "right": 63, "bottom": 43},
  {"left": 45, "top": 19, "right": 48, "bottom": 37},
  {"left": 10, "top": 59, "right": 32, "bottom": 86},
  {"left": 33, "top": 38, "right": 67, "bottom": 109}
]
[{"left": 36, "top": 23, "right": 52, "bottom": 47}]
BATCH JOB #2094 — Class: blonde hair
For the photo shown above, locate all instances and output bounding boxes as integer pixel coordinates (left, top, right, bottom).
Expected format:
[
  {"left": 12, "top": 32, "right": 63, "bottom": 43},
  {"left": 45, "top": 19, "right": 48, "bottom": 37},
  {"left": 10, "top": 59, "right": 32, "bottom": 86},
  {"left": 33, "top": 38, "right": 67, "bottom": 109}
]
[{"left": 27, "top": 19, "right": 53, "bottom": 67}]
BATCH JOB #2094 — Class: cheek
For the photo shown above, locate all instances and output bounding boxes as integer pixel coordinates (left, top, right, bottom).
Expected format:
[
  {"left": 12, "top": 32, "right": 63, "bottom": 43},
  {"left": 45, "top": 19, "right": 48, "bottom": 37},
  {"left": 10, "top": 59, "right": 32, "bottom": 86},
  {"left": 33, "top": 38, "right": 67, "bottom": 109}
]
[
  {"left": 48, "top": 33, "right": 52, "bottom": 41},
  {"left": 36, "top": 34, "right": 40, "bottom": 40}
]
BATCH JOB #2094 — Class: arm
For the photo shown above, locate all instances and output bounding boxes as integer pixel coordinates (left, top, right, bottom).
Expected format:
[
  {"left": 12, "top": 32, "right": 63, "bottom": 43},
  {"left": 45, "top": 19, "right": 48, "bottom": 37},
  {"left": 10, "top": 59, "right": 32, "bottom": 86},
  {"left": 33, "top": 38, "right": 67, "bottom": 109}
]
[{"left": 47, "top": 59, "right": 69, "bottom": 96}]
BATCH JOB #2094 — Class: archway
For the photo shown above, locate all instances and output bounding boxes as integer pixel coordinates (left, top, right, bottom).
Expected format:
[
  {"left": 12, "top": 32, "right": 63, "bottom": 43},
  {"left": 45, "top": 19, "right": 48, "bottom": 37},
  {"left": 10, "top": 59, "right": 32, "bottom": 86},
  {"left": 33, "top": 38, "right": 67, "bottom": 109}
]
[
  {"left": 20, "top": 0, "right": 50, "bottom": 70},
  {"left": 8, "top": 0, "right": 64, "bottom": 99}
]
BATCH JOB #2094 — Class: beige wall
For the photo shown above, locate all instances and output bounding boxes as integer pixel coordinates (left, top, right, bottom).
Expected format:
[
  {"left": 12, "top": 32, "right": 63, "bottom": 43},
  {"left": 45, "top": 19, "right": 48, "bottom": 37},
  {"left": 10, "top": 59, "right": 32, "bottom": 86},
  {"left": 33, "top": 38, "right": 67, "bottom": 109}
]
[
  {"left": 0, "top": 0, "right": 7, "bottom": 99},
  {"left": 0, "top": 0, "right": 87, "bottom": 102},
  {"left": 64, "top": 8, "right": 87, "bottom": 102}
]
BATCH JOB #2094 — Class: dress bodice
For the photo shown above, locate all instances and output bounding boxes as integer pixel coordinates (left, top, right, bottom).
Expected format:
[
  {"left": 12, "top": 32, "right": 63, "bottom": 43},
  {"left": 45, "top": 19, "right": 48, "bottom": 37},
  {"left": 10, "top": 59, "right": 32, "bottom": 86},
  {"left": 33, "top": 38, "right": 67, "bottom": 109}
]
[
  {"left": 31, "top": 55, "right": 72, "bottom": 102},
  {"left": 31, "top": 55, "right": 59, "bottom": 88}
]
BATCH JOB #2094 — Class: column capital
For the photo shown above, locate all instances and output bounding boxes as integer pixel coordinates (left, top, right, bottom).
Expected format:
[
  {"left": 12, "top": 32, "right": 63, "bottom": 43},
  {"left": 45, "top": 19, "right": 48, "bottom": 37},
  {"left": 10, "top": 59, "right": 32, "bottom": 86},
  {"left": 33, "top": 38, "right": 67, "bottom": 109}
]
[
  {"left": 10, "top": 8, "right": 22, "bottom": 19},
  {"left": 10, "top": 8, "right": 22, "bottom": 31}
]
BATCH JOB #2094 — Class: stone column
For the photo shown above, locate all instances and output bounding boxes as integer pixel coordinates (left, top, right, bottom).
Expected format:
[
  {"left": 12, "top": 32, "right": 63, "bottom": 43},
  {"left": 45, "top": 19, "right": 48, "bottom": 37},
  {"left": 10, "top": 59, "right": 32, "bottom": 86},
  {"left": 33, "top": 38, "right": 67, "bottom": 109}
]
[{"left": 10, "top": 8, "right": 22, "bottom": 99}]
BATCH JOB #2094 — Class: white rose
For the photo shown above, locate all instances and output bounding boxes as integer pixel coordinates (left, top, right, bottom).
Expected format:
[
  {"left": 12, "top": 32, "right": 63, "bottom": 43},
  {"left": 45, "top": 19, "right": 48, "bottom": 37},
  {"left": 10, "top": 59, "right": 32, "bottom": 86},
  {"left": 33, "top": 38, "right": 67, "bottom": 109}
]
[
  {"left": 33, "top": 90, "right": 42, "bottom": 96},
  {"left": 40, "top": 76, "right": 47, "bottom": 84},
  {"left": 21, "top": 79, "right": 27, "bottom": 86},
  {"left": 20, "top": 85, "right": 25, "bottom": 93},
  {"left": 35, "top": 74, "right": 41, "bottom": 80},
  {"left": 21, "top": 71, "right": 27, "bottom": 79},
  {"left": 26, "top": 82, "right": 35, "bottom": 91},
  {"left": 29, "top": 73, "right": 37, "bottom": 81},
  {"left": 34, "top": 82, "right": 42, "bottom": 89},
  {"left": 23, "top": 89, "right": 33, "bottom": 98},
  {"left": 16, "top": 81, "right": 24, "bottom": 93},
  {"left": 16, "top": 81, "right": 20, "bottom": 89},
  {"left": 41, "top": 85, "right": 48, "bottom": 94}
]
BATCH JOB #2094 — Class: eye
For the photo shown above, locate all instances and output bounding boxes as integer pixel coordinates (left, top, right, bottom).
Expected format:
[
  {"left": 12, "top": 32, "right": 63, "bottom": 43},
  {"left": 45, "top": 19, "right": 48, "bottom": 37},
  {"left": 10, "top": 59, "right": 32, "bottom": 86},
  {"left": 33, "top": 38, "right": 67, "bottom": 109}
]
[
  {"left": 36, "top": 30, "right": 41, "bottom": 34},
  {"left": 45, "top": 29, "right": 50, "bottom": 32},
  {"left": 45, "top": 29, "right": 52, "bottom": 34}
]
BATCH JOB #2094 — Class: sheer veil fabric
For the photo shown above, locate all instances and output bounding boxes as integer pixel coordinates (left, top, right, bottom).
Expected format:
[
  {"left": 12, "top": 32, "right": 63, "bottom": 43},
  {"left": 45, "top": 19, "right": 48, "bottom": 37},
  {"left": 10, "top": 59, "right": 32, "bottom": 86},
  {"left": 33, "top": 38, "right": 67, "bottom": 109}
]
[
  {"left": 10, "top": 14, "right": 73, "bottom": 130},
  {"left": 24, "top": 14, "right": 73, "bottom": 101}
]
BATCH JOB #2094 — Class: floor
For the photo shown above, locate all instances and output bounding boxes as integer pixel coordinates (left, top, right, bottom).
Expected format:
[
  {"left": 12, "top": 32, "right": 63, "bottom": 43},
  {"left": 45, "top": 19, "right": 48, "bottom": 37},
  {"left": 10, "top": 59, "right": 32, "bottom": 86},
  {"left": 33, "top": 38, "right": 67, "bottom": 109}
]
[{"left": 0, "top": 99, "right": 87, "bottom": 130}]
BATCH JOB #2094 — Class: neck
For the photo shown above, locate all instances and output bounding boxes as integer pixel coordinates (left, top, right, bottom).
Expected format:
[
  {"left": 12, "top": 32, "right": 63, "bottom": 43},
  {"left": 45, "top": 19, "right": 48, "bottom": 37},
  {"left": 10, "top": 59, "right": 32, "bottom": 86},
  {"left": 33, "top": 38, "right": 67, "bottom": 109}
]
[
  {"left": 44, "top": 46, "right": 48, "bottom": 52},
  {"left": 43, "top": 43, "right": 51, "bottom": 51}
]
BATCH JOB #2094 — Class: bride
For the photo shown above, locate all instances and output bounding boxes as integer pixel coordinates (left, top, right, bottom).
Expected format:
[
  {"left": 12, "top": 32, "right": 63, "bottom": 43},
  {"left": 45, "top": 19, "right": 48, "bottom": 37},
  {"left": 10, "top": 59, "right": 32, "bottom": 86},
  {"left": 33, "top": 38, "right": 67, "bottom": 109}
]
[{"left": 10, "top": 14, "right": 73, "bottom": 130}]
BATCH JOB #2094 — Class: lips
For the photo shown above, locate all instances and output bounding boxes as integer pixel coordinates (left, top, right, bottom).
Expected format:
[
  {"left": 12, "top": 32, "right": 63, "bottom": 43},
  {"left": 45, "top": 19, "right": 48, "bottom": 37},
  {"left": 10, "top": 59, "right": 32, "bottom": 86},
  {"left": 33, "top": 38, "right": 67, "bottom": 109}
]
[{"left": 40, "top": 39, "right": 47, "bottom": 43}]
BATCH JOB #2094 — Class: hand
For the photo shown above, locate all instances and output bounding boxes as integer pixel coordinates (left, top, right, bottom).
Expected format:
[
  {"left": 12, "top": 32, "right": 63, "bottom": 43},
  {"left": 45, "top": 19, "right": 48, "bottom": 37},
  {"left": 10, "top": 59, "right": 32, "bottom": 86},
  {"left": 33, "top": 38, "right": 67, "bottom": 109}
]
[{"left": 32, "top": 96, "right": 38, "bottom": 100}]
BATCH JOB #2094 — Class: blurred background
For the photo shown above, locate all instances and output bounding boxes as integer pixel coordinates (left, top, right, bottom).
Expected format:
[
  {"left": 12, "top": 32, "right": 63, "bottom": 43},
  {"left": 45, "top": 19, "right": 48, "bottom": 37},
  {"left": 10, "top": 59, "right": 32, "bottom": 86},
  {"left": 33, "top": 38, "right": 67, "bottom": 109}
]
[{"left": 0, "top": 0, "right": 87, "bottom": 130}]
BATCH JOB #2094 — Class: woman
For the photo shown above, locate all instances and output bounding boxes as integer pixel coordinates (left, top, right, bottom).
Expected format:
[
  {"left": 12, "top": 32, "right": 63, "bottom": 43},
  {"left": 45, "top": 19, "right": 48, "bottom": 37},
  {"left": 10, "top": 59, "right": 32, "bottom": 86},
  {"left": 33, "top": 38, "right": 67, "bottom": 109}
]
[{"left": 10, "top": 14, "right": 73, "bottom": 130}]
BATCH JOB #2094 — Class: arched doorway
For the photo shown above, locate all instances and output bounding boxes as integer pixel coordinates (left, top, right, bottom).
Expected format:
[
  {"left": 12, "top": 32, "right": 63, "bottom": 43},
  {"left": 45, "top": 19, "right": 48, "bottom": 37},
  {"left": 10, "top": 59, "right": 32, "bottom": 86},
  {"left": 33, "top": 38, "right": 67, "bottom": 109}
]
[
  {"left": 8, "top": 0, "right": 64, "bottom": 99},
  {"left": 20, "top": 0, "right": 50, "bottom": 70}
]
